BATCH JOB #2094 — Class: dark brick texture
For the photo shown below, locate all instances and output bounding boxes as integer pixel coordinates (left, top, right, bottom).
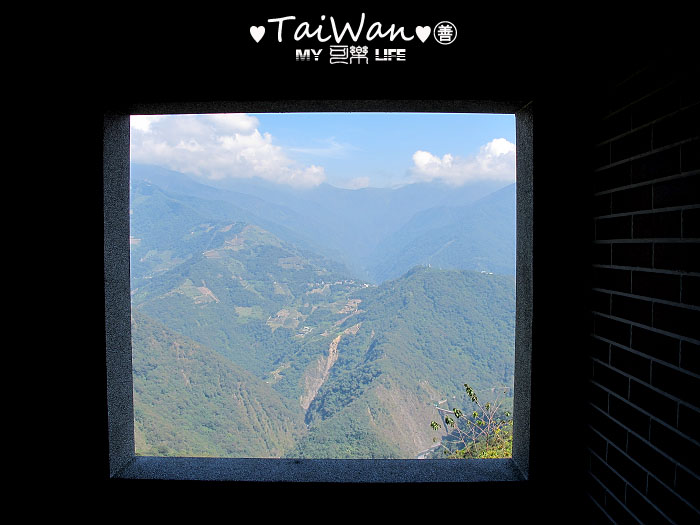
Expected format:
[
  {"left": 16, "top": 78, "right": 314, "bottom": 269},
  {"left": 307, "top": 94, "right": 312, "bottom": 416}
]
[{"left": 588, "top": 57, "right": 699, "bottom": 523}]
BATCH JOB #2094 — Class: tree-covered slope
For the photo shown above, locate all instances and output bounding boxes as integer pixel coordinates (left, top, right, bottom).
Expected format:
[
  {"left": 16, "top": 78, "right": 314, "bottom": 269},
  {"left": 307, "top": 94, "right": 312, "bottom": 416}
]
[
  {"left": 131, "top": 310, "right": 307, "bottom": 458},
  {"left": 132, "top": 264, "right": 515, "bottom": 459},
  {"left": 131, "top": 218, "right": 365, "bottom": 380},
  {"left": 290, "top": 266, "right": 515, "bottom": 458}
]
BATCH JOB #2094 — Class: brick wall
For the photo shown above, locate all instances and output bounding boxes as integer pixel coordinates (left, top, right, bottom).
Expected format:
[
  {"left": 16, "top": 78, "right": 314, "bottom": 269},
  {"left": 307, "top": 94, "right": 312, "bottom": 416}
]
[{"left": 587, "top": 58, "right": 699, "bottom": 523}]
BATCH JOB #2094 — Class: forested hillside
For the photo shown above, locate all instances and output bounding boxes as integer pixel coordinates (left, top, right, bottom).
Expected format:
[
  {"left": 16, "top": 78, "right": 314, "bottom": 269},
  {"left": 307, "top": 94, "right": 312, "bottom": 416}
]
[
  {"left": 290, "top": 266, "right": 515, "bottom": 458},
  {"left": 132, "top": 311, "right": 306, "bottom": 457},
  {"left": 129, "top": 167, "right": 516, "bottom": 458}
]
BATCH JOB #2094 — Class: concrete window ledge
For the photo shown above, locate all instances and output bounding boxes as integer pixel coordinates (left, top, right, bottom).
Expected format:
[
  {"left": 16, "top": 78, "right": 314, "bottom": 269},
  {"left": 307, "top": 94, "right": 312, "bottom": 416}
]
[
  {"left": 116, "top": 457, "right": 525, "bottom": 483},
  {"left": 104, "top": 101, "right": 534, "bottom": 485}
]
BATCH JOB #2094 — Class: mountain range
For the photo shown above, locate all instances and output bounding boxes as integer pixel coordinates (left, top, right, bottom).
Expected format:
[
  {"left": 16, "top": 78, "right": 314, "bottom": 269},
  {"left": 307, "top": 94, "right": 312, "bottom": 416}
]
[
  {"left": 129, "top": 163, "right": 516, "bottom": 458},
  {"left": 130, "top": 163, "right": 515, "bottom": 282}
]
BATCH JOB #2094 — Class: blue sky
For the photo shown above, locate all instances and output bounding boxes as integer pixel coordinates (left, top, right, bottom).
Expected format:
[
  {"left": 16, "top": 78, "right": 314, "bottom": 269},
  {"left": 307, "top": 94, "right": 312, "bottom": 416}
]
[{"left": 130, "top": 112, "right": 516, "bottom": 189}]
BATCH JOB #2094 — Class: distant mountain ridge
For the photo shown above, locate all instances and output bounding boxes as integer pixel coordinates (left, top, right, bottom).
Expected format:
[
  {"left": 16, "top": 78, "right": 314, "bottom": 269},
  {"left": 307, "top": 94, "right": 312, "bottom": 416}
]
[
  {"left": 129, "top": 171, "right": 349, "bottom": 279},
  {"left": 366, "top": 183, "right": 516, "bottom": 282},
  {"left": 131, "top": 163, "right": 514, "bottom": 282}
]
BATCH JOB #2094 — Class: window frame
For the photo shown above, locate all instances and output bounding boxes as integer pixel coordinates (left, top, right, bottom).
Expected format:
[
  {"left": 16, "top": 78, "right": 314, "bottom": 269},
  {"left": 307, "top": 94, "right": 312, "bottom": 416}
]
[{"left": 103, "top": 100, "right": 533, "bottom": 483}]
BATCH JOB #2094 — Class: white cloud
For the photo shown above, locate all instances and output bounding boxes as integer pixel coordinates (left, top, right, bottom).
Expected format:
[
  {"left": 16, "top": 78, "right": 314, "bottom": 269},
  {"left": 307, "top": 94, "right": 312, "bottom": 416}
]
[
  {"left": 130, "top": 115, "right": 163, "bottom": 133},
  {"left": 129, "top": 114, "right": 326, "bottom": 188},
  {"left": 205, "top": 113, "right": 259, "bottom": 134},
  {"left": 409, "top": 138, "right": 516, "bottom": 186}
]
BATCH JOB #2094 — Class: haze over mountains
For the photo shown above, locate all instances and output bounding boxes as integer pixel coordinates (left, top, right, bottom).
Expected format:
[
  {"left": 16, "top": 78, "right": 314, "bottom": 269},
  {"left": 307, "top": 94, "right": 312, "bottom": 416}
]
[
  {"left": 129, "top": 163, "right": 516, "bottom": 459},
  {"left": 130, "top": 163, "right": 515, "bottom": 282}
]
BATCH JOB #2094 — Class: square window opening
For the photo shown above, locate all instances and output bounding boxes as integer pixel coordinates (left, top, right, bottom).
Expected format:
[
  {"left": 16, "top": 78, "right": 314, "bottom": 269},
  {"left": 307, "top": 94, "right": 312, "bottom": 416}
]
[{"left": 104, "top": 101, "right": 533, "bottom": 483}]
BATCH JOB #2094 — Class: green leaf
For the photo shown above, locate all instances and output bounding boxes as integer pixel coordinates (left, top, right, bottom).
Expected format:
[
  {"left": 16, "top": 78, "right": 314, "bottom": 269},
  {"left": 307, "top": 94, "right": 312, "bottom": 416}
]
[{"left": 464, "top": 384, "right": 478, "bottom": 403}]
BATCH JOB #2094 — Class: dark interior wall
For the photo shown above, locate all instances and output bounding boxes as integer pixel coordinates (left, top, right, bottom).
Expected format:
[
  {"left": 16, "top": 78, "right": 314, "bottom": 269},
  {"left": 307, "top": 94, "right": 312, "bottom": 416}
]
[
  {"left": 586, "top": 54, "right": 699, "bottom": 523},
  {"left": 89, "top": 9, "right": 696, "bottom": 520}
]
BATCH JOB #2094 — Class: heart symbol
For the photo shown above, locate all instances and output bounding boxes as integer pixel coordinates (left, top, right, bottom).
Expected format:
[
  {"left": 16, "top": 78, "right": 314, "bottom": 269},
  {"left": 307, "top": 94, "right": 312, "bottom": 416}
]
[
  {"left": 250, "top": 26, "right": 265, "bottom": 43},
  {"left": 416, "top": 26, "right": 430, "bottom": 43}
]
